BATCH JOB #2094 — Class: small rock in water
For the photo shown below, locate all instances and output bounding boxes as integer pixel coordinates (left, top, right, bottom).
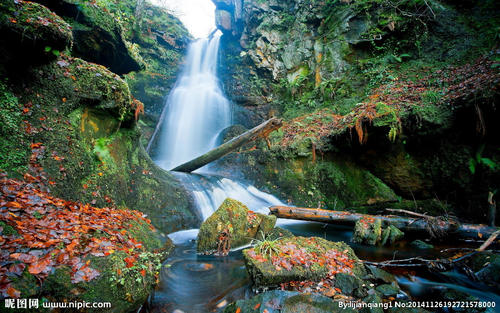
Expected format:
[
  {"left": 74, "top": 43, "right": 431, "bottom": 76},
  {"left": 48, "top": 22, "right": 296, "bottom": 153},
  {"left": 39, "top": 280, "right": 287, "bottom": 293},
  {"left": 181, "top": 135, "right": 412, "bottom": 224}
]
[
  {"left": 172, "top": 310, "right": 185, "bottom": 313},
  {"left": 410, "top": 240, "right": 434, "bottom": 249}
]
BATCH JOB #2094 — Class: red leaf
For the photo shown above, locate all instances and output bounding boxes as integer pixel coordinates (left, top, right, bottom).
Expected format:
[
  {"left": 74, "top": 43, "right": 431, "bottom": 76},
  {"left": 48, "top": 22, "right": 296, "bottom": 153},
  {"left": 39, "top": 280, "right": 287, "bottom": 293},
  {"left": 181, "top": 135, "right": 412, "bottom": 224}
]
[
  {"left": 124, "top": 256, "right": 136, "bottom": 268},
  {"left": 7, "top": 286, "right": 21, "bottom": 298}
]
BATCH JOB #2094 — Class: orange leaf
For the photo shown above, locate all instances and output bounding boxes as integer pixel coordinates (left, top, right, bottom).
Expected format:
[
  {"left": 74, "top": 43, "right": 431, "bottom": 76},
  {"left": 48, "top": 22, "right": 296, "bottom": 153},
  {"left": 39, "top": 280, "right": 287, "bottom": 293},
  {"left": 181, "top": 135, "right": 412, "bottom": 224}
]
[
  {"left": 7, "top": 286, "right": 20, "bottom": 298},
  {"left": 253, "top": 303, "right": 261, "bottom": 310},
  {"left": 140, "top": 269, "right": 146, "bottom": 277},
  {"left": 235, "top": 308, "right": 241, "bottom": 313},
  {"left": 124, "top": 256, "right": 136, "bottom": 268}
]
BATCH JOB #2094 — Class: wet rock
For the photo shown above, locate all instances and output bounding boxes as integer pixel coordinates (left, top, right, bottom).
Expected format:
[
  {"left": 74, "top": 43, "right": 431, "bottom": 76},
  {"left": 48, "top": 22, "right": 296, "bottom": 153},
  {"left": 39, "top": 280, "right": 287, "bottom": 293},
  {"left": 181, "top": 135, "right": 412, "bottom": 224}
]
[
  {"left": 360, "top": 294, "right": 384, "bottom": 313},
  {"left": 380, "top": 225, "right": 404, "bottom": 246},
  {"left": 353, "top": 218, "right": 382, "bottom": 245},
  {"left": 197, "top": 198, "right": 276, "bottom": 254},
  {"left": 33, "top": 0, "right": 141, "bottom": 74},
  {"left": 475, "top": 255, "right": 500, "bottom": 289},
  {"left": 353, "top": 220, "right": 404, "bottom": 246},
  {"left": 243, "top": 236, "right": 365, "bottom": 288},
  {"left": 216, "top": 9, "right": 233, "bottom": 32},
  {"left": 365, "top": 266, "right": 396, "bottom": 285},
  {"left": 223, "top": 290, "right": 355, "bottom": 313},
  {"left": 334, "top": 272, "right": 363, "bottom": 295},
  {"left": 375, "top": 283, "right": 399, "bottom": 297},
  {"left": 0, "top": 1, "right": 73, "bottom": 65},
  {"left": 410, "top": 240, "right": 434, "bottom": 249}
]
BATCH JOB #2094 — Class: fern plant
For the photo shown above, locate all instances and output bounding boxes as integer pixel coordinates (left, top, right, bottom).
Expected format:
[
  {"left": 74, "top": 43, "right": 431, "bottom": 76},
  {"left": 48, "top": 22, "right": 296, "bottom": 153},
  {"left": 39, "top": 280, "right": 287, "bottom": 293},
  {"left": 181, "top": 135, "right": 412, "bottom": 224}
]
[{"left": 469, "top": 144, "right": 498, "bottom": 174}]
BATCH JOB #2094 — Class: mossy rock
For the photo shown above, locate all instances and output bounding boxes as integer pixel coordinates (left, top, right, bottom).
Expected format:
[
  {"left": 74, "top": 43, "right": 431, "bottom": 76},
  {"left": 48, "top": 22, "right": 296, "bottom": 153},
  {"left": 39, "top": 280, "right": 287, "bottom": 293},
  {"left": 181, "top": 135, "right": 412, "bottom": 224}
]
[
  {"left": 223, "top": 290, "right": 355, "bottom": 313},
  {"left": 360, "top": 294, "right": 384, "bottom": 313},
  {"left": 33, "top": 0, "right": 141, "bottom": 74},
  {"left": 375, "top": 283, "right": 399, "bottom": 297},
  {"left": 220, "top": 151, "right": 398, "bottom": 211},
  {"left": 197, "top": 198, "right": 276, "bottom": 253},
  {"left": 243, "top": 236, "right": 366, "bottom": 288},
  {"left": 380, "top": 225, "right": 404, "bottom": 246},
  {"left": 257, "top": 226, "right": 294, "bottom": 241},
  {"left": 8, "top": 219, "right": 168, "bottom": 313},
  {"left": 366, "top": 265, "right": 396, "bottom": 284},
  {"left": 409, "top": 240, "right": 434, "bottom": 250},
  {"left": 0, "top": 1, "right": 73, "bottom": 64},
  {"left": 353, "top": 218, "right": 382, "bottom": 245},
  {"left": 0, "top": 54, "right": 198, "bottom": 234}
]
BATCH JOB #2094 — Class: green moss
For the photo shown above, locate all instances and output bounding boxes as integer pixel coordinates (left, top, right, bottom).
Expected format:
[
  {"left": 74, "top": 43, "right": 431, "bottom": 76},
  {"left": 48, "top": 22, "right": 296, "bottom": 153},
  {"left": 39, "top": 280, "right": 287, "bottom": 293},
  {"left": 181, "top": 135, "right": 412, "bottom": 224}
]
[
  {"left": 0, "top": 80, "right": 28, "bottom": 175},
  {"left": 127, "top": 219, "right": 162, "bottom": 251},
  {"left": 0, "top": 1, "right": 73, "bottom": 54},
  {"left": 353, "top": 218, "right": 382, "bottom": 245},
  {"left": 10, "top": 270, "right": 39, "bottom": 298},
  {"left": 197, "top": 198, "right": 276, "bottom": 253},
  {"left": 0, "top": 221, "right": 18, "bottom": 236},
  {"left": 243, "top": 236, "right": 366, "bottom": 287}
]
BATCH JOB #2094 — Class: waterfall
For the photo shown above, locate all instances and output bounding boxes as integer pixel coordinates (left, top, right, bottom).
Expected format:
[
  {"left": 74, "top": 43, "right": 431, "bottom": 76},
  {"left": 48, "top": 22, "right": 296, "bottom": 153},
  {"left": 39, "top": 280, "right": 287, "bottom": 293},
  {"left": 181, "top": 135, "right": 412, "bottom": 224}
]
[
  {"left": 153, "top": 33, "right": 285, "bottom": 220},
  {"left": 155, "top": 33, "right": 232, "bottom": 170}
]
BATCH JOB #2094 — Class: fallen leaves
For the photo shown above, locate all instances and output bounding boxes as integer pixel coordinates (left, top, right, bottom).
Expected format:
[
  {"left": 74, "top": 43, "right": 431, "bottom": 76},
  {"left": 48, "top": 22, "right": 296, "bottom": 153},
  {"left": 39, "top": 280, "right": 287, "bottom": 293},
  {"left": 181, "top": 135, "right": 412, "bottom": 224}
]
[{"left": 0, "top": 175, "right": 154, "bottom": 298}]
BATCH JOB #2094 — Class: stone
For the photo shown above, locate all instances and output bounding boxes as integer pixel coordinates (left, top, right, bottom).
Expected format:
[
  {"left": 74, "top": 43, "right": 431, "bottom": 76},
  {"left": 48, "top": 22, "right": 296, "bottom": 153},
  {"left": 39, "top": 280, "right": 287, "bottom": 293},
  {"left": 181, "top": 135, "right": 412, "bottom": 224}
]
[
  {"left": 353, "top": 218, "right": 382, "bottom": 245},
  {"left": 223, "top": 290, "right": 355, "bottom": 313},
  {"left": 197, "top": 198, "right": 276, "bottom": 254},
  {"left": 366, "top": 265, "right": 396, "bottom": 284},
  {"left": 216, "top": 9, "right": 233, "bottom": 32},
  {"left": 375, "top": 284, "right": 399, "bottom": 297},
  {"left": 334, "top": 272, "right": 361, "bottom": 295},
  {"left": 0, "top": 1, "right": 73, "bottom": 64},
  {"left": 32, "top": 0, "right": 141, "bottom": 74},
  {"left": 380, "top": 225, "right": 404, "bottom": 246},
  {"left": 410, "top": 240, "right": 434, "bottom": 249},
  {"left": 243, "top": 236, "right": 365, "bottom": 287}
]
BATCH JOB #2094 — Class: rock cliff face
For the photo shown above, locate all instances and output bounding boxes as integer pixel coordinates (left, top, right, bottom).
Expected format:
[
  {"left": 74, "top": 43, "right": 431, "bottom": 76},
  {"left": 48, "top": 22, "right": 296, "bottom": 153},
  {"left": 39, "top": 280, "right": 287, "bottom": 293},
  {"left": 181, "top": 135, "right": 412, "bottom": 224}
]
[{"left": 213, "top": 0, "right": 500, "bottom": 221}]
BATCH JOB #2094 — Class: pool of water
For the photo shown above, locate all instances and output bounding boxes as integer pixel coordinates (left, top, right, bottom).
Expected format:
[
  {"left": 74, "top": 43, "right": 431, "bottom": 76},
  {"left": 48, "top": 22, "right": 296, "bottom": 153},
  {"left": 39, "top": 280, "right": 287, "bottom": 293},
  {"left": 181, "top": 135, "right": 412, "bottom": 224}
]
[{"left": 148, "top": 222, "right": 500, "bottom": 313}]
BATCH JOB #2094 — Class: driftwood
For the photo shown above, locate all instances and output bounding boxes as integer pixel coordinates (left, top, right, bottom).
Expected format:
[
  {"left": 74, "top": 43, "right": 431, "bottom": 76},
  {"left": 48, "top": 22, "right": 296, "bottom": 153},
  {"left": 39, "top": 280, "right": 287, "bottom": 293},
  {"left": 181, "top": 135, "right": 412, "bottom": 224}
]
[
  {"left": 269, "top": 206, "right": 498, "bottom": 240},
  {"left": 172, "top": 118, "right": 282, "bottom": 172}
]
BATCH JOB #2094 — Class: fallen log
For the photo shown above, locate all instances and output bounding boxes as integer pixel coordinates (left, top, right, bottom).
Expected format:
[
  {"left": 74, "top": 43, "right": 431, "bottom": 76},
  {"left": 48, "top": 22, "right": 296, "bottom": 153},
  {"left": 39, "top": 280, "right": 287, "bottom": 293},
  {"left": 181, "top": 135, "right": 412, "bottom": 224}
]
[
  {"left": 269, "top": 206, "right": 498, "bottom": 240},
  {"left": 172, "top": 118, "right": 282, "bottom": 172}
]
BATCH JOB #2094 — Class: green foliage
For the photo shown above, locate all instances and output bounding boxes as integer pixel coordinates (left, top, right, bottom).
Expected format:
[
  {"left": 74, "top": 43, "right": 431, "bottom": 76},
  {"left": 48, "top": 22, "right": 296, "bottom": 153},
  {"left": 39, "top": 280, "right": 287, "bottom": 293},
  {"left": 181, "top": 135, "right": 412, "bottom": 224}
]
[
  {"left": 469, "top": 144, "right": 498, "bottom": 174},
  {"left": 251, "top": 234, "right": 282, "bottom": 259}
]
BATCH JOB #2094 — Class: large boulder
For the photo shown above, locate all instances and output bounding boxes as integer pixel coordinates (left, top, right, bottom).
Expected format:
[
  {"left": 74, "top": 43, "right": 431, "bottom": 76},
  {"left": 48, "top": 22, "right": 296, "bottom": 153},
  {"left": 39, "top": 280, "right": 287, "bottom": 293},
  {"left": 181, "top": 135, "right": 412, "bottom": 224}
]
[
  {"left": 197, "top": 198, "right": 276, "bottom": 254},
  {"left": 243, "top": 236, "right": 366, "bottom": 288},
  {"left": 0, "top": 1, "right": 73, "bottom": 65},
  {"left": 0, "top": 51, "right": 198, "bottom": 234},
  {"left": 33, "top": 0, "right": 142, "bottom": 74}
]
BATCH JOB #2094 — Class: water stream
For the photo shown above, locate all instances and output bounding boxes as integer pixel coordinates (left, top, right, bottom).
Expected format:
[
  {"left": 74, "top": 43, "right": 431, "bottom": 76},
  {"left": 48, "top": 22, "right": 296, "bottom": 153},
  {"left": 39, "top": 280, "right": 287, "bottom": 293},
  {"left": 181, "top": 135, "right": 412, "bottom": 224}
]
[{"left": 148, "top": 34, "right": 499, "bottom": 312}]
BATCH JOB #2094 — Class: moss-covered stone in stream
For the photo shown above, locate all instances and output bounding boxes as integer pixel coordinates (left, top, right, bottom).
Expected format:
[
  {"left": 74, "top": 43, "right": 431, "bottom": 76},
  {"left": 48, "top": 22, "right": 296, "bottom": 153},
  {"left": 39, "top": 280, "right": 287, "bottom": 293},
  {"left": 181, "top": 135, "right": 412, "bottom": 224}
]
[
  {"left": 197, "top": 198, "right": 276, "bottom": 254},
  {"left": 243, "top": 236, "right": 365, "bottom": 288},
  {"left": 223, "top": 290, "right": 354, "bottom": 313},
  {"left": 380, "top": 225, "right": 404, "bottom": 246},
  {"left": 353, "top": 218, "right": 382, "bottom": 245}
]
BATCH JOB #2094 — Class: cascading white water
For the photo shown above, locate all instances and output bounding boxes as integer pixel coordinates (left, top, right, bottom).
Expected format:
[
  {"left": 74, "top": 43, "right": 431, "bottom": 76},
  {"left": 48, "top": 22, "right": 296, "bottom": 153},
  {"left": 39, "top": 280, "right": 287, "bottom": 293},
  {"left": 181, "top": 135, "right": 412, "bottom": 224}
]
[
  {"left": 155, "top": 33, "right": 231, "bottom": 170},
  {"left": 154, "top": 33, "right": 286, "bottom": 219}
]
